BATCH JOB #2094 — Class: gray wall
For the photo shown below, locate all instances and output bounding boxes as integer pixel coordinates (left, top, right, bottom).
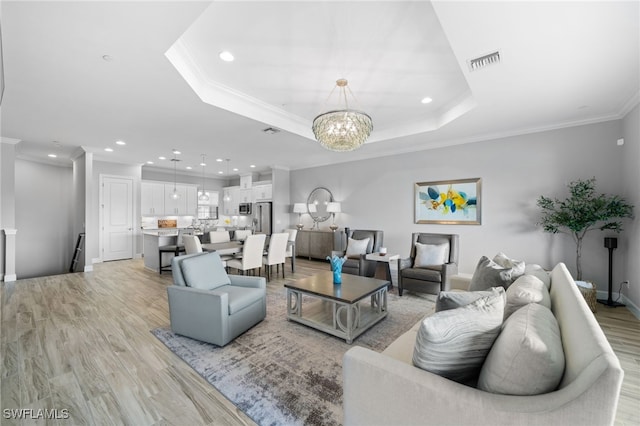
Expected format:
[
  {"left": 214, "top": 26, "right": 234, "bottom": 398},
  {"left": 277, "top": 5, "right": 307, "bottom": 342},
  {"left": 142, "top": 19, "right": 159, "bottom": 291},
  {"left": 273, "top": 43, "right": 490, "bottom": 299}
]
[
  {"left": 622, "top": 105, "right": 639, "bottom": 309},
  {"left": 15, "top": 159, "right": 74, "bottom": 278},
  {"left": 291, "top": 118, "right": 636, "bottom": 307}
]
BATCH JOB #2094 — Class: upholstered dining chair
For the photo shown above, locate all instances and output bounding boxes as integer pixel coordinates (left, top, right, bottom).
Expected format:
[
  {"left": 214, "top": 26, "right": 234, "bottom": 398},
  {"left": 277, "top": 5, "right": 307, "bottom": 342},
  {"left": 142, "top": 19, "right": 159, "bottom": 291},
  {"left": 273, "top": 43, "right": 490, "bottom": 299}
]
[
  {"left": 284, "top": 228, "right": 298, "bottom": 272},
  {"left": 209, "top": 230, "right": 231, "bottom": 243},
  {"left": 226, "top": 234, "right": 266, "bottom": 275},
  {"left": 168, "top": 252, "right": 266, "bottom": 346},
  {"left": 183, "top": 235, "right": 204, "bottom": 255},
  {"left": 331, "top": 229, "right": 383, "bottom": 277},
  {"left": 234, "top": 229, "right": 253, "bottom": 241},
  {"left": 262, "top": 232, "right": 289, "bottom": 281},
  {"left": 397, "top": 233, "right": 459, "bottom": 296}
]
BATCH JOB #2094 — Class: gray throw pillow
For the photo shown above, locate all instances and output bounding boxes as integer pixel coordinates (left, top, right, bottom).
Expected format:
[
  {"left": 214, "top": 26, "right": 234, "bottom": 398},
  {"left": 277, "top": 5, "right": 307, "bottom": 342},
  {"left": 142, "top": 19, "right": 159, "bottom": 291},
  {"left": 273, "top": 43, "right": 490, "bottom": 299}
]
[
  {"left": 492, "top": 252, "right": 525, "bottom": 280},
  {"left": 436, "top": 287, "right": 505, "bottom": 312},
  {"left": 524, "top": 263, "right": 551, "bottom": 290},
  {"left": 504, "top": 275, "right": 551, "bottom": 318},
  {"left": 478, "top": 303, "right": 565, "bottom": 395},
  {"left": 413, "top": 290, "right": 505, "bottom": 383},
  {"left": 469, "top": 256, "right": 518, "bottom": 291},
  {"left": 414, "top": 242, "right": 450, "bottom": 268},
  {"left": 180, "top": 252, "right": 231, "bottom": 290}
]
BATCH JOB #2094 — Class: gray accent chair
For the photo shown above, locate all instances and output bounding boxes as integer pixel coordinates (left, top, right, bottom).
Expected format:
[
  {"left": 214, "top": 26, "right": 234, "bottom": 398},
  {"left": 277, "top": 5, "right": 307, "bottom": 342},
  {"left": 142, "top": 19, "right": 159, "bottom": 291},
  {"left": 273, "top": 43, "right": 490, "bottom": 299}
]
[
  {"left": 167, "top": 252, "right": 266, "bottom": 346},
  {"left": 331, "top": 229, "right": 383, "bottom": 277},
  {"left": 397, "top": 233, "right": 459, "bottom": 296}
]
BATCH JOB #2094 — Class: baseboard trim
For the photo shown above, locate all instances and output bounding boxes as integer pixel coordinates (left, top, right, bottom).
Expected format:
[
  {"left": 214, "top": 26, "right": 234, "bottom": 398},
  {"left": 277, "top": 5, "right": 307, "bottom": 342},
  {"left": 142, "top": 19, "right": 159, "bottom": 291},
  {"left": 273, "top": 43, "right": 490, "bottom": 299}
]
[
  {"left": 84, "top": 265, "right": 94, "bottom": 272},
  {"left": 596, "top": 290, "right": 640, "bottom": 320},
  {"left": 3, "top": 274, "right": 17, "bottom": 282}
]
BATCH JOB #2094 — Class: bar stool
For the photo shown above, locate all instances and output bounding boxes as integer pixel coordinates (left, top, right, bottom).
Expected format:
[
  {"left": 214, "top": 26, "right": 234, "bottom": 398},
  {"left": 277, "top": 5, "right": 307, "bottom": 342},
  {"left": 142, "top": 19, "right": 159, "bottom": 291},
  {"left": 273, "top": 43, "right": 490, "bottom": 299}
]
[{"left": 159, "top": 230, "right": 187, "bottom": 274}]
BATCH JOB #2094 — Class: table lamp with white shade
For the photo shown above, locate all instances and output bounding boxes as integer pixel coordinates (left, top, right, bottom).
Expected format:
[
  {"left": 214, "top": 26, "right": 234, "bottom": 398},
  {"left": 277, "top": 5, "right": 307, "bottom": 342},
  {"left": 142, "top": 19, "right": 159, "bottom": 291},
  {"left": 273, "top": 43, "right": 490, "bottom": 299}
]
[
  {"left": 293, "top": 203, "right": 307, "bottom": 230},
  {"left": 327, "top": 202, "right": 341, "bottom": 231}
]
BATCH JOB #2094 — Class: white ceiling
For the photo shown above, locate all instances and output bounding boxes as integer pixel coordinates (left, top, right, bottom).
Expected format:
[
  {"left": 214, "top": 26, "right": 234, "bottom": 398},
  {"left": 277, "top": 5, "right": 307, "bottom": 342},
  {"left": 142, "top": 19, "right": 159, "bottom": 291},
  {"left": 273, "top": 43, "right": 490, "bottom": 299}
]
[{"left": 1, "top": 1, "right": 638, "bottom": 179}]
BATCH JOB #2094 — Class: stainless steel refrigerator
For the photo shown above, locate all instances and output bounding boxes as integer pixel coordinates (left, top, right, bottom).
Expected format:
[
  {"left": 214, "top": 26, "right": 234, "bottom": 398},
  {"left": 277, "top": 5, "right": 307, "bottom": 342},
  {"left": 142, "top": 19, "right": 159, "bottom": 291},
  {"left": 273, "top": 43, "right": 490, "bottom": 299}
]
[{"left": 253, "top": 202, "right": 272, "bottom": 235}]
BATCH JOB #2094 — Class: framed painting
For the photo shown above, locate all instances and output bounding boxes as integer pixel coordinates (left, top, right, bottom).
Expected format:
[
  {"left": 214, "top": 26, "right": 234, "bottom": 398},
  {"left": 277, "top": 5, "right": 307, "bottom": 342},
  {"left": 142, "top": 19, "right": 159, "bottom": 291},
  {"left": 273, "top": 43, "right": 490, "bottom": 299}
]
[{"left": 414, "top": 178, "right": 481, "bottom": 224}]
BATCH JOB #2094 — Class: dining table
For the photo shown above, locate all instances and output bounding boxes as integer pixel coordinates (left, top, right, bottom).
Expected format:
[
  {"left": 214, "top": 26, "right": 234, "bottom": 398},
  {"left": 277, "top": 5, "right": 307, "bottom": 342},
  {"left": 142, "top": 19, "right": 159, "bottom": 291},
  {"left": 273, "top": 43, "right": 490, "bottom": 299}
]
[
  {"left": 201, "top": 241, "right": 244, "bottom": 256},
  {"left": 201, "top": 239, "right": 296, "bottom": 272}
]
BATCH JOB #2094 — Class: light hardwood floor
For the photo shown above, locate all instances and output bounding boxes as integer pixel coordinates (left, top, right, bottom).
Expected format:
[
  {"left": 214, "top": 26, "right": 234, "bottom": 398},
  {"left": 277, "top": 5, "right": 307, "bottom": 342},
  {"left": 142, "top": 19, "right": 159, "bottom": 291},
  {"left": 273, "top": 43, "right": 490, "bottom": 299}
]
[{"left": 1, "top": 258, "right": 639, "bottom": 425}]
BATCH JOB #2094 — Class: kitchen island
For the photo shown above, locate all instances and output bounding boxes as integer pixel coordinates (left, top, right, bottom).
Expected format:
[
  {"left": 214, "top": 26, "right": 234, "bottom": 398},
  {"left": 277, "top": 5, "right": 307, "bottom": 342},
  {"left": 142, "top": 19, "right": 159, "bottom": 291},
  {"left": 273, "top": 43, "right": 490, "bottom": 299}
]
[{"left": 142, "top": 229, "right": 203, "bottom": 272}]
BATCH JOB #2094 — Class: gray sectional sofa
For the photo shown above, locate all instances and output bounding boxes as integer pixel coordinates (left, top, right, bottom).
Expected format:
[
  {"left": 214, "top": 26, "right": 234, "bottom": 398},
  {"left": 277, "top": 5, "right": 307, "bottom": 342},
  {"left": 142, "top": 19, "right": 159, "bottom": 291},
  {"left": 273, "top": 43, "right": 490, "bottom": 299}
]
[{"left": 343, "top": 262, "right": 624, "bottom": 426}]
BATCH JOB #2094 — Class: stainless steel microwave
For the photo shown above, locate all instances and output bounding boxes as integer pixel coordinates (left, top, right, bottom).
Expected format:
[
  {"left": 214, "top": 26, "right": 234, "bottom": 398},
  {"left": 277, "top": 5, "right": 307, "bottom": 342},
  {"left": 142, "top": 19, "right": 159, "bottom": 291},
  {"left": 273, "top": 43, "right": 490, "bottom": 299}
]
[{"left": 239, "top": 203, "right": 252, "bottom": 215}]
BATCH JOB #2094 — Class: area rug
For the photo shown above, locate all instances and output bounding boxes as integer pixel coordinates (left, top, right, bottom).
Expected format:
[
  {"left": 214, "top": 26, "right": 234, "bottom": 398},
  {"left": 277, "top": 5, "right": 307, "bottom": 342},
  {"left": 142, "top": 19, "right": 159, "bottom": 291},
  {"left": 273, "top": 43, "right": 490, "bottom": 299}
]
[{"left": 152, "top": 287, "right": 434, "bottom": 426}]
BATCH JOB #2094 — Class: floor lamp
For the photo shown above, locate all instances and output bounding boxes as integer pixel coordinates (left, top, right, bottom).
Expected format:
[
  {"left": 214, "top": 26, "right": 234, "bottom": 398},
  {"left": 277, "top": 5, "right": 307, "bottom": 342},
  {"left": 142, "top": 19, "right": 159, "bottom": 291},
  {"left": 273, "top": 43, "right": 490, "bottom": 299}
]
[{"left": 597, "top": 237, "right": 625, "bottom": 307}]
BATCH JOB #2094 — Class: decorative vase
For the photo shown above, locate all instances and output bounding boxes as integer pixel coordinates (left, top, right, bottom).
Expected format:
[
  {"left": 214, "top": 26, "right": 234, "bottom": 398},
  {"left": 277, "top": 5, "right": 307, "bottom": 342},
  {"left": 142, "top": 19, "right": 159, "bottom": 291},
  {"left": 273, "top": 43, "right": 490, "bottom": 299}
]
[{"left": 326, "top": 255, "right": 347, "bottom": 285}]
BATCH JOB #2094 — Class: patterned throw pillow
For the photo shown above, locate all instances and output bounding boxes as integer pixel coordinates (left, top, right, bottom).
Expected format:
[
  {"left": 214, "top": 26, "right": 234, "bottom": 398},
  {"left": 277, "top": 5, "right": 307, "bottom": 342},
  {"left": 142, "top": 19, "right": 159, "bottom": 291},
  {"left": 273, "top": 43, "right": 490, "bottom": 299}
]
[{"left": 412, "top": 290, "right": 505, "bottom": 383}]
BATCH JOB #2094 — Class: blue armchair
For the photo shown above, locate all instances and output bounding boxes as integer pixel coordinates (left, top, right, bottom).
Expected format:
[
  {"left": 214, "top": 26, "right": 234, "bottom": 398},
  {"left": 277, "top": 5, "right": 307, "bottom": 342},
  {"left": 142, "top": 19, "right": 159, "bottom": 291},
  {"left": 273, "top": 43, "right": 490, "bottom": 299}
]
[{"left": 167, "top": 252, "right": 266, "bottom": 346}]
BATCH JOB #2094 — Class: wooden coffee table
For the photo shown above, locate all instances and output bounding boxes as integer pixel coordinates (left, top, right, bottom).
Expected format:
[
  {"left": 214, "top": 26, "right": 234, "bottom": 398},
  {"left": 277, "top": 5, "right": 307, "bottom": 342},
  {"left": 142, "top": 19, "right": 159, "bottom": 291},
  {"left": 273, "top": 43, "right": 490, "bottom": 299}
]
[{"left": 285, "top": 270, "right": 389, "bottom": 343}]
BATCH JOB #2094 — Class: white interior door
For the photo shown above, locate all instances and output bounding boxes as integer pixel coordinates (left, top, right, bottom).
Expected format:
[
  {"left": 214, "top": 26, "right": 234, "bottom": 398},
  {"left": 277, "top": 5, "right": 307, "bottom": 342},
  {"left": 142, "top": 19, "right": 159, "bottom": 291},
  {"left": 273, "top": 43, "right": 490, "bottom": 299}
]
[{"left": 102, "top": 176, "right": 134, "bottom": 261}]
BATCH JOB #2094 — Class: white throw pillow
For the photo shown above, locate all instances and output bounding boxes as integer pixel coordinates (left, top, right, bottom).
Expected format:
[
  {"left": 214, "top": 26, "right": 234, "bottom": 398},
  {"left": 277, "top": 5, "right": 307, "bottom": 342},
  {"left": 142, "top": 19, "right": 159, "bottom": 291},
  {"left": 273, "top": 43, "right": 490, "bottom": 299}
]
[
  {"left": 412, "top": 290, "right": 505, "bottom": 384},
  {"left": 414, "top": 242, "right": 449, "bottom": 268},
  {"left": 345, "top": 237, "right": 370, "bottom": 259},
  {"left": 469, "top": 256, "right": 519, "bottom": 291},
  {"left": 493, "top": 252, "right": 525, "bottom": 279},
  {"left": 478, "top": 303, "right": 565, "bottom": 395},
  {"left": 504, "top": 275, "right": 551, "bottom": 318}
]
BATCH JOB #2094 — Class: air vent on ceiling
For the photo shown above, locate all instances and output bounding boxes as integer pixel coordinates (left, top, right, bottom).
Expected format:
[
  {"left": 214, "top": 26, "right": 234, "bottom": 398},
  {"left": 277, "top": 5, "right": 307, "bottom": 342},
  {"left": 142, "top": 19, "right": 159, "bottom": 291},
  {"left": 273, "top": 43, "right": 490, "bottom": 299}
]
[
  {"left": 262, "top": 127, "right": 280, "bottom": 135},
  {"left": 468, "top": 50, "right": 501, "bottom": 71}
]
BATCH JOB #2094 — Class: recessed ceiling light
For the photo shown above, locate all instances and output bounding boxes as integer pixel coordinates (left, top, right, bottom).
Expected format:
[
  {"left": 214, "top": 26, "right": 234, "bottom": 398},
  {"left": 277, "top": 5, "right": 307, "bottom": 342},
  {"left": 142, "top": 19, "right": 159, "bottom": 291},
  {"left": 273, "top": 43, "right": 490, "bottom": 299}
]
[
  {"left": 147, "top": 161, "right": 154, "bottom": 164},
  {"left": 200, "top": 162, "right": 206, "bottom": 166},
  {"left": 218, "top": 171, "right": 224, "bottom": 174},
  {"left": 233, "top": 168, "right": 239, "bottom": 172},
  {"left": 186, "top": 166, "right": 192, "bottom": 170},
  {"left": 219, "top": 51, "right": 234, "bottom": 62},
  {"left": 104, "top": 148, "right": 114, "bottom": 152},
  {"left": 172, "top": 149, "right": 181, "bottom": 155},
  {"left": 250, "top": 165, "right": 256, "bottom": 168},
  {"left": 116, "top": 140, "right": 126, "bottom": 145},
  {"left": 159, "top": 156, "right": 166, "bottom": 160},
  {"left": 421, "top": 97, "right": 433, "bottom": 104},
  {"left": 48, "top": 154, "right": 57, "bottom": 158},
  {"left": 216, "top": 158, "right": 223, "bottom": 162}
]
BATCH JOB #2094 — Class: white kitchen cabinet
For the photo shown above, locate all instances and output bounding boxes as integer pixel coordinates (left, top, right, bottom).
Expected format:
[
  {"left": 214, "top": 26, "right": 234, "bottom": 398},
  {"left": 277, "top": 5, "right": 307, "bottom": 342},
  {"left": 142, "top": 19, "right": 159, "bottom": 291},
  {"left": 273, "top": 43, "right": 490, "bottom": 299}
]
[
  {"left": 141, "top": 182, "right": 165, "bottom": 216},
  {"left": 184, "top": 186, "right": 198, "bottom": 215},
  {"left": 238, "top": 188, "right": 252, "bottom": 203},
  {"left": 240, "top": 174, "right": 252, "bottom": 189},
  {"left": 164, "top": 184, "right": 197, "bottom": 216},
  {"left": 252, "top": 183, "right": 272, "bottom": 201},
  {"left": 223, "top": 186, "right": 240, "bottom": 215},
  {"left": 142, "top": 181, "right": 197, "bottom": 216},
  {"left": 164, "top": 184, "right": 187, "bottom": 215}
]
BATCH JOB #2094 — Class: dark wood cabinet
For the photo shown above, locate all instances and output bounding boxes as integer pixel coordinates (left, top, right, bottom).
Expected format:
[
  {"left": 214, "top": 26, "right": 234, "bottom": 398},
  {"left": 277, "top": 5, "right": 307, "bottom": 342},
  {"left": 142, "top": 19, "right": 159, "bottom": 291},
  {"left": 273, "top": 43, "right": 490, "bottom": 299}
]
[{"left": 295, "top": 230, "right": 344, "bottom": 260}]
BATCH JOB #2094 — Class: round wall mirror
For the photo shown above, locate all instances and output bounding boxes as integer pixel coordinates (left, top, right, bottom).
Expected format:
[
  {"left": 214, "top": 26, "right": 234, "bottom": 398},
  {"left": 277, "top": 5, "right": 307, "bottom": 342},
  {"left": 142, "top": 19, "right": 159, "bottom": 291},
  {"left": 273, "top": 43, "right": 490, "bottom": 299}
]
[{"left": 307, "top": 187, "right": 334, "bottom": 224}]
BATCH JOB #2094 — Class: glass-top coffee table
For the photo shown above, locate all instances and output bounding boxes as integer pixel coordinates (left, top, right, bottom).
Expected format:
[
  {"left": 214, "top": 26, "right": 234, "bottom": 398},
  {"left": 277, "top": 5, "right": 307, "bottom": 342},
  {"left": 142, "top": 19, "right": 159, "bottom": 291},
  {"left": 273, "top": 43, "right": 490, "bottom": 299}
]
[{"left": 284, "top": 270, "right": 389, "bottom": 344}]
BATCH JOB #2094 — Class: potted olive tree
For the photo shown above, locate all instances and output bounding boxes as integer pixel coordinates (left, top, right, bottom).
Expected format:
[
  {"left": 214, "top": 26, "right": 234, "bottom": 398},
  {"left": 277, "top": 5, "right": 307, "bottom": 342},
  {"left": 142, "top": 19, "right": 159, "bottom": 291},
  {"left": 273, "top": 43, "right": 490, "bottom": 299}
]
[{"left": 537, "top": 177, "right": 634, "bottom": 281}]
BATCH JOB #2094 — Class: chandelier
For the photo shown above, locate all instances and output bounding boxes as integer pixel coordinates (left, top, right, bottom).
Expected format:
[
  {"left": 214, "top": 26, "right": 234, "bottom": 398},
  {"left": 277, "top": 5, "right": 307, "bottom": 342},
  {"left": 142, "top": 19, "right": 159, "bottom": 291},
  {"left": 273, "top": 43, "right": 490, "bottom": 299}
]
[{"left": 312, "top": 79, "right": 373, "bottom": 152}]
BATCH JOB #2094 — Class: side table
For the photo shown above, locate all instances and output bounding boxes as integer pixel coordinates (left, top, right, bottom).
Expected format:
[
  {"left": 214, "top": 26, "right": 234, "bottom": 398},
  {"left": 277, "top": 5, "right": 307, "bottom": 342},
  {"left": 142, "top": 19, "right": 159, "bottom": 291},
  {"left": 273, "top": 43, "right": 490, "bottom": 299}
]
[{"left": 365, "top": 252, "right": 399, "bottom": 289}]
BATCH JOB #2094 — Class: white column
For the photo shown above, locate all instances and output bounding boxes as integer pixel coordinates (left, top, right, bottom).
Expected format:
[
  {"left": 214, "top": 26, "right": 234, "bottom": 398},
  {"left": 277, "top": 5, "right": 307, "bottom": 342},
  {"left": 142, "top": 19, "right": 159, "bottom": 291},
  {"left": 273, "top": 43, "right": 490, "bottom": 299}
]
[{"left": 3, "top": 229, "right": 17, "bottom": 281}]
